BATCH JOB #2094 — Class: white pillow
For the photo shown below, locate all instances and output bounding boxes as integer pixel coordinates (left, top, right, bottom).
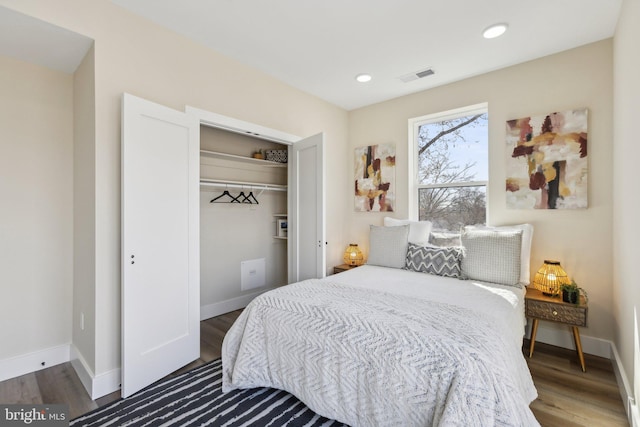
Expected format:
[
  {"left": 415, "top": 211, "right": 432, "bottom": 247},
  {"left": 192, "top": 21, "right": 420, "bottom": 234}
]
[
  {"left": 383, "top": 217, "right": 432, "bottom": 246},
  {"left": 429, "top": 231, "right": 462, "bottom": 247},
  {"left": 367, "top": 224, "right": 409, "bottom": 269},
  {"left": 463, "top": 224, "right": 533, "bottom": 285},
  {"left": 461, "top": 228, "right": 522, "bottom": 286}
]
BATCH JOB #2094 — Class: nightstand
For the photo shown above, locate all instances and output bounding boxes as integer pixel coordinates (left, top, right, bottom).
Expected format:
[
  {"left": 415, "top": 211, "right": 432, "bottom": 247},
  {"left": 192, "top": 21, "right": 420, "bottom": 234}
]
[
  {"left": 525, "top": 286, "right": 588, "bottom": 372},
  {"left": 333, "top": 264, "right": 360, "bottom": 274}
]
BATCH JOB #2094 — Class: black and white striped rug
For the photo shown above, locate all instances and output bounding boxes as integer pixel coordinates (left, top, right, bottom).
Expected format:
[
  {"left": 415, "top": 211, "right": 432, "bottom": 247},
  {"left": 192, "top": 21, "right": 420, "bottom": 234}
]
[{"left": 71, "top": 359, "right": 348, "bottom": 426}]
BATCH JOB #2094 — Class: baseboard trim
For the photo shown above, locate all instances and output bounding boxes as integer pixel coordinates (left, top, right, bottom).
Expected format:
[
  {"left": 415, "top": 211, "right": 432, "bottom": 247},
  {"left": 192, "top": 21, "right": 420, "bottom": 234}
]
[
  {"left": 611, "top": 342, "right": 635, "bottom": 426},
  {"left": 93, "top": 367, "right": 121, "bottom": 400},
  {"left": 632, "top": 404, "right": 640, "bottom": 427},
  {"left": 200, "top": 288, "right": 276, "bottom": 320},
  {"left": 525, "top": 321, "right": 611, "bottom": 358},
  {"left": 70, "top": 345, "right": 121, "bottom": 400},
  {"left": 0, "top": 344, "right": 70, "bottom": 383},
  {"left": 69, "top": 346, "right": 93, "bottom": 398}
]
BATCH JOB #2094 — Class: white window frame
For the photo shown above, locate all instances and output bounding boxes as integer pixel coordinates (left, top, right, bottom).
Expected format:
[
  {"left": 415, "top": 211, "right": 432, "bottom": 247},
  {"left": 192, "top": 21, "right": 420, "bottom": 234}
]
[{"left": 407, "top": 102, "right": 488, "bottom": 221}]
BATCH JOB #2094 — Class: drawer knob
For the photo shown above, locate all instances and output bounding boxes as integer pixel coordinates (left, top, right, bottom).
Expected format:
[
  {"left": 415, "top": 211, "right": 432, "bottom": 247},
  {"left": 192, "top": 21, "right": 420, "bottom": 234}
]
[{"left": 552, "top": 310, "right": 558, "bottom": 316}]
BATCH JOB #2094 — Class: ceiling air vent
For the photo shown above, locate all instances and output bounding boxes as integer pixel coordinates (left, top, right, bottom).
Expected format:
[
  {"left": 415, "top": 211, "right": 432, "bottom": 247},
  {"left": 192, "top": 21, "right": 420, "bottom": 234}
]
[{"left": 398, "top": 68, "right": 435, "bottom": 83}]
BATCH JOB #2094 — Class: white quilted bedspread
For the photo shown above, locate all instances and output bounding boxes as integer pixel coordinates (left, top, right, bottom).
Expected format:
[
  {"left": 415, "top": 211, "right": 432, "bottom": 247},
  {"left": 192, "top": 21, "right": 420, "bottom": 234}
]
[{"left": 222, "top": 280, "right": 539, "bottom": 426}]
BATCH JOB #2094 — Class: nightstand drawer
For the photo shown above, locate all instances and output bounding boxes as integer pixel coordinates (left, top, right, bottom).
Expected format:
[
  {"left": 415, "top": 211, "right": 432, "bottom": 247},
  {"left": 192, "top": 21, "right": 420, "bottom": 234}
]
[{"left": 526, "top": 299, "right": 587, "bottom": 327}]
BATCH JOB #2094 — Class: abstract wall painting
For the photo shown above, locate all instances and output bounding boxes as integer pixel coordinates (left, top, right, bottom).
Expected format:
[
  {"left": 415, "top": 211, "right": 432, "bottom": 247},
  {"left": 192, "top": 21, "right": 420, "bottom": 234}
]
[
  {"left": 354, "top": 144, "right": 396, "bottom": 212},
  {"left": 506, "top": 108, "right": 588, "bottom": 209}
]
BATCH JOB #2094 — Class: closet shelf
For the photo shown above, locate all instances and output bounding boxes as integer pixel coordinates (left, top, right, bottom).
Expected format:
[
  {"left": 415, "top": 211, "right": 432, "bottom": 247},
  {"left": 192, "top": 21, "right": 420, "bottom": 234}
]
[
  {"left": 200, "top": 150, "right": 287, "bottom": 168},
  {"left": 200, "top": 178, "right": 287, "bottom": 192}
]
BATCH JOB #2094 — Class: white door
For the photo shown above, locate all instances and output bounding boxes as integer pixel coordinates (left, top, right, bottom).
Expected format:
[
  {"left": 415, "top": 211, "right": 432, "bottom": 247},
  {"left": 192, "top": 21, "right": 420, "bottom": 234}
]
[
  {"left": 121, "top": 93, "right": 200, "bottom": 397},
  {"left": 288, "top": 133, "right": 325, "bottom": 282}
]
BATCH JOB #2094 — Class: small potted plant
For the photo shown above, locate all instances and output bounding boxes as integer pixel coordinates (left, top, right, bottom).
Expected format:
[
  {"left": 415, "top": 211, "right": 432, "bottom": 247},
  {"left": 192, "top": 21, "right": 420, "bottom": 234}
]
[
  {"left": 252, "top": 149, "right": 264, "bottom": 159},
  {"left": 561, "top": 280, "right": 581, "bottom": 304}
]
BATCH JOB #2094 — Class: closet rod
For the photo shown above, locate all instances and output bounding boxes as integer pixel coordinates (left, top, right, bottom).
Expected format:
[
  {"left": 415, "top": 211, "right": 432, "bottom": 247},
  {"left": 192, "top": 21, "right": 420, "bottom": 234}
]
[{"left": 200, "top": 179, "right": 287, "bottom": 192}]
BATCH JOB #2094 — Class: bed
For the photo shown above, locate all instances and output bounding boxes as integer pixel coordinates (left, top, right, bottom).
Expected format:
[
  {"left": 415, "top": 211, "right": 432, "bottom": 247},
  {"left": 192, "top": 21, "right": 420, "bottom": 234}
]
[{"left": 222, "top": 223, "right": 540, "bottom": 426}]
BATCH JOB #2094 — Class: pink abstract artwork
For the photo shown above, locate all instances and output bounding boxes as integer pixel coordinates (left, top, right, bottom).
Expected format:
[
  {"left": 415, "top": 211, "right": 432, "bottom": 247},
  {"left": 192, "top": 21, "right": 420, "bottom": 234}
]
[
  {"left": 506, "top": 108, "right": 588, "bottom": 209},
  {"left": 354, "top": 144, "right": 396, "bottom": 212}
]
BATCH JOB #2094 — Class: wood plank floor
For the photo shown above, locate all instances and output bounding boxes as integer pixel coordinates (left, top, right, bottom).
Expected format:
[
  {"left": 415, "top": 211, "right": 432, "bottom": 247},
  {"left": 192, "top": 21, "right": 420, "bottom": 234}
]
[
  {"left": 524, "top": 339, "right": 628, "bottom": 426},
  {"left": 0, "top": 310, "right": 629, "bottom": 426}
]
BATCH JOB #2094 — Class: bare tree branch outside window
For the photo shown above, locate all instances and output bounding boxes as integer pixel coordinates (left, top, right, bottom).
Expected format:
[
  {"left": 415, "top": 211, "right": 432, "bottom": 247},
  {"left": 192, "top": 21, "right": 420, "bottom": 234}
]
[{"left": 417, "top": 113, "right": 488, "bottom": 231}]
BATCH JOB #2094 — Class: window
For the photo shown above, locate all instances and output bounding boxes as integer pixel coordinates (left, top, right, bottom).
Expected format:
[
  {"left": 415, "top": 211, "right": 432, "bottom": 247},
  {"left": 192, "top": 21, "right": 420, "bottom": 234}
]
[{"left": 408, "top": 104, "right": 488, "bottom": 232}]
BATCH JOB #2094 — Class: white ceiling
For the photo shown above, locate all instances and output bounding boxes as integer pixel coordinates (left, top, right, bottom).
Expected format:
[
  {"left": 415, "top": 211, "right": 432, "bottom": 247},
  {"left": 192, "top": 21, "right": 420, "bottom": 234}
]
[
  {"left": 0, "top": 2, "right": 621, "bottom": 110},
  {"left": 110, "top": 0, "right": 622, "bottom": 110},
  {"left": 0, "top": 5, "right": 92, "bottom": 74}
]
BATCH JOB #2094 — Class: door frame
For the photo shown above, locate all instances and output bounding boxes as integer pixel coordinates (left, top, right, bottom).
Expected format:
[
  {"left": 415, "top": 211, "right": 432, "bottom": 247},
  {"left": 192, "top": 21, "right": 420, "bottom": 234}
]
[
  {"left": 288, "top": 133, "right": 326, "bottom": 282},
  {"left": 185, "top": 106, "right": 300, "bottom": 145},
  {"left": 185, "top": 106, "right": 324, "bottom": 284}
]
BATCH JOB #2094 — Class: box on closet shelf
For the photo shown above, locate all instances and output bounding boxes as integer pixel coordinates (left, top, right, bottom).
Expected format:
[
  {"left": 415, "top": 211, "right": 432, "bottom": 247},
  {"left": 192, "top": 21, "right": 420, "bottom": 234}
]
[{"left": 265, "top": 149, "right": 287, "bottom": 163}]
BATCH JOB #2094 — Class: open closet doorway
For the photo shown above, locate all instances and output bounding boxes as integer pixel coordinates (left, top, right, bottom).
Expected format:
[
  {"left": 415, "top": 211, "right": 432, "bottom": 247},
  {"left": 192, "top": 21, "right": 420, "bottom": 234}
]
[
  {"left": 198, "top": 127, "right": 289, "bottom": 318},
  {"left": 187, "top": 106, "right": 326, "bottom": 320}
]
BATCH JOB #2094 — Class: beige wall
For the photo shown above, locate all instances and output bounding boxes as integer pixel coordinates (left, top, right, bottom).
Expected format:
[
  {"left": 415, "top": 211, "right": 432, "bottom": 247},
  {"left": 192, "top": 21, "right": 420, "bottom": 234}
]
[
  {"left": 0, "top": 55, "right": 74, "bottom": 359},
  {"left": 613, "top": 0, "right": 640, "bottom": 403},
  {"left": 349, "top": 40, "right": 614, "bottom": 343},
  {"left": 72, "top": 44, "right": 96, "bottom": 370},
  {"left": 0, "top": 0, "right": 349, "bottom": 378}
]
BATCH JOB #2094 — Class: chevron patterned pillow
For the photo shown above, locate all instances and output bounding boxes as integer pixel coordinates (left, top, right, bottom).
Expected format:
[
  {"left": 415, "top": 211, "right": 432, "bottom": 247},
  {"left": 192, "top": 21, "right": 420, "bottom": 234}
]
[{"left": 405, "top": 243, "right": 464, "bottom": 278}]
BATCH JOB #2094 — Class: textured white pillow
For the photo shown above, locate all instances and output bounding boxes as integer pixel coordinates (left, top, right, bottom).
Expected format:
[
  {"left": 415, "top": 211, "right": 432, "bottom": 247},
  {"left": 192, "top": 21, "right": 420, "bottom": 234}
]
[
  {"left": 464, "top": 224, "right": 533, "bottom": 284},
  {"left": 429, "top": 231, "right": 462, "bottom": 247},
  {"left": 461, "top": 228, "right": 522, "bottom": 286},
  {"left": 383, "top": 217, "right": 432, "bottom": 246},
  {"left": 367, "top": 224, "right": 409, "bottom": 269}
]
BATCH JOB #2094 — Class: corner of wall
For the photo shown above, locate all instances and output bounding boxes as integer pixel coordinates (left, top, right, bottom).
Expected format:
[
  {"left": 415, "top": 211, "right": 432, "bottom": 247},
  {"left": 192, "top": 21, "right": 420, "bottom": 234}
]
[
  {"left": 611, "top": 341, "right": 636, "bottom": 426},
  {"left": 70, "top": 344, "right": 120, "bottom": 400},
  {"left": 72, "top": 41, "right": 97, "bottom": 375}
]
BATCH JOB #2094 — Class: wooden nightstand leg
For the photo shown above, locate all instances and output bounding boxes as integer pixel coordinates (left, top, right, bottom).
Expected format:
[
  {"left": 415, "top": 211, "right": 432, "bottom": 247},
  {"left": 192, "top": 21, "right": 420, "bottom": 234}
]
[
  {"left": 572, "top": 326, "right": 586, "bottom": 372},
  {"left": 528, "top": 319, "right": 539, "bottom": 358}
]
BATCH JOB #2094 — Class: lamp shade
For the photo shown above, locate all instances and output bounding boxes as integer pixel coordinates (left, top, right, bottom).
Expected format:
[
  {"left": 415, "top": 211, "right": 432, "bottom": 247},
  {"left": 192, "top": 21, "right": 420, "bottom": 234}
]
[
  {"left": 533, "top": 260, "right": 570, "bottom": 296},
  {"left": 343, "top": 243, "right": 364, "bottom": 266}
]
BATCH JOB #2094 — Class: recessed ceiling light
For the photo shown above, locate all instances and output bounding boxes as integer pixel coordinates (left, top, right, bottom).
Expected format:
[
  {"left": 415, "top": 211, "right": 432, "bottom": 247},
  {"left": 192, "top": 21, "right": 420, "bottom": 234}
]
[
  {"left": 483, "top": 23, "right": 508, "bottom": 39},
  {"left": 355, "top": 73, "right": 372, "bottom": 83}
]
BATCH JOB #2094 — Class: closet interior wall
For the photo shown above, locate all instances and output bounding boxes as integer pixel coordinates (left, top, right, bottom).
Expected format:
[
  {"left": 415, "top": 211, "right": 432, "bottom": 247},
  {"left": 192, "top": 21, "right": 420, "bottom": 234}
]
[{"left": 199, "top": 126, "right": 288, "bottom": 318}]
